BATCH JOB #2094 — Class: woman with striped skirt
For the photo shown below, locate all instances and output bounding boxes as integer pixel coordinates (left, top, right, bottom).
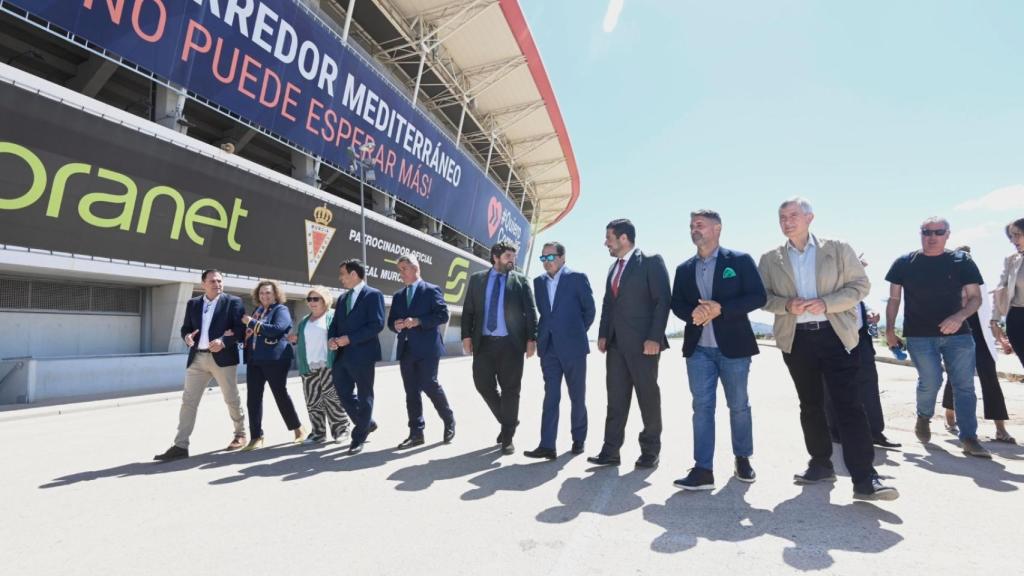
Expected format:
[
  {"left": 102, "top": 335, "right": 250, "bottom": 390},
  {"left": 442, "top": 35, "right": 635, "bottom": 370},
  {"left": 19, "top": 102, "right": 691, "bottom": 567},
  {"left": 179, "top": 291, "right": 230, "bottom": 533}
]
[{"left": 290, "top": 286, "right": 350, "bottom": 443}]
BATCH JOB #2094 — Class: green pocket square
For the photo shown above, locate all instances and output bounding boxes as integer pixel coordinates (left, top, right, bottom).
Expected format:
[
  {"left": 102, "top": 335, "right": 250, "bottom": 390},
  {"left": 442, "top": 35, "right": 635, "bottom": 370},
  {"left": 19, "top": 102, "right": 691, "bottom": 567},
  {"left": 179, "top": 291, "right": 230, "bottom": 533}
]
[{"left": 722, "top": 267, "right": 737, "bottom": 279}]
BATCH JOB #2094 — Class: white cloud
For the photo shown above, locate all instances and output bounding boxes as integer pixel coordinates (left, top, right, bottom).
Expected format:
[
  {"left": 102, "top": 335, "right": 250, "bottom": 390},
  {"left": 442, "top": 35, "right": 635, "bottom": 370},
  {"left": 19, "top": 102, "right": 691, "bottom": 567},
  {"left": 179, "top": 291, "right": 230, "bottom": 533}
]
[
  {"left": 955, "top": 185, "right": 1024, "bottom": 211},
  {"left": 602, "top": 0, "right": 624, "bottom": 33},
  {"left": 950, "top": 221, "right": 1000, "bottom": 246}
]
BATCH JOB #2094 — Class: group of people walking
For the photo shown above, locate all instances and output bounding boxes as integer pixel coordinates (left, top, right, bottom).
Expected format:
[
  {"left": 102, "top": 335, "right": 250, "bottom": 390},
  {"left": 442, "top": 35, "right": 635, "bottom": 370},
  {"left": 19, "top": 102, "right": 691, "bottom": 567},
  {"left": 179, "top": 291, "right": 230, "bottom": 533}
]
[{"left": 153, "top": 199, "right": 1024, "bottom": 505}]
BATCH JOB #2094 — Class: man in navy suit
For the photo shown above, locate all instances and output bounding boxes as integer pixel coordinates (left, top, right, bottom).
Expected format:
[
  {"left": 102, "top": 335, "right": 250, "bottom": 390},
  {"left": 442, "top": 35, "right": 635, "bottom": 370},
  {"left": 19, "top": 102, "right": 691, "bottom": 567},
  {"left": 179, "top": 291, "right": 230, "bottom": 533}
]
[
  {"left": 524, "top": 242, "right": 596, "bottom": 460},
  {"left": 154, "top": 269, "right": 247, "bottom": 461},
  {"left": 329, "top": 259, "right": 385, "bottom": 455},
  {"left": 670, "top": 210, "right": 767, "bottom": 490},
  {"left": 388, "top": 255, "right": 456, "bottom": 448}
]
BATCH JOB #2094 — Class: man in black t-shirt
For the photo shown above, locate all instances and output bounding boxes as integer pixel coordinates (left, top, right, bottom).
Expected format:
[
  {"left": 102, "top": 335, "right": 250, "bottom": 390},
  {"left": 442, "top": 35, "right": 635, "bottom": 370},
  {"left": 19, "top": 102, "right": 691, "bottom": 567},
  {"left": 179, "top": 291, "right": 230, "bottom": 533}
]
[{"left": 884, "top": 216, "right": 990, "bottom": 458}]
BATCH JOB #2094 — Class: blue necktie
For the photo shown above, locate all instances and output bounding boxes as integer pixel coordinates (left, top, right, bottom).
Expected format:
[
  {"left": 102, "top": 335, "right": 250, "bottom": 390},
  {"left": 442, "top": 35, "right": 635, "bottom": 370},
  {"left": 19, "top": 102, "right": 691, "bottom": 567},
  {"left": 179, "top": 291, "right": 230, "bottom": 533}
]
[
  {"left": 406, "top": 283, "right": 415, "bottom": 307},
  {"left": 487, "top": 275, "right": 502, "bottom": 332}
]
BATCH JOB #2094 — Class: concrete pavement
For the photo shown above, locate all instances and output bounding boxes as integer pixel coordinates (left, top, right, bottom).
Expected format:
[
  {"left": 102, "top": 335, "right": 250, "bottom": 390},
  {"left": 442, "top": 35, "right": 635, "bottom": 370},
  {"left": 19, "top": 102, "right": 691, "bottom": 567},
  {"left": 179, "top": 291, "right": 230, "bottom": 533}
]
[{"left": 1, "top": 344, "right": 1022, "bottom": 575}]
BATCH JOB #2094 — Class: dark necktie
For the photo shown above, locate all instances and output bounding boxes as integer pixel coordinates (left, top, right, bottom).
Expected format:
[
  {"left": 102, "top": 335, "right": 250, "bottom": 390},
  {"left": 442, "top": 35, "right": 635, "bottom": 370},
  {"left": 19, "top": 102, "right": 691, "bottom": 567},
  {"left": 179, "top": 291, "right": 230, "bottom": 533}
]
[
  {"left": 487, "top": 274, "right": 503, "bottom": 332},
  {"left": 406, "top": 283, "right": 415, "bottom": 307},
  {"left": 345, "top": 291, "right": 354, "bottom": 314}
]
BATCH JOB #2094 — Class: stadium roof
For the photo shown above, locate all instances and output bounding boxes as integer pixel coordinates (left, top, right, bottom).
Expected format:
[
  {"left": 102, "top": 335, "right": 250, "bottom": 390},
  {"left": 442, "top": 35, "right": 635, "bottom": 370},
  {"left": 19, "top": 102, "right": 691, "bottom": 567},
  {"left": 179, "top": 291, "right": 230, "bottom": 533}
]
[{"left": 330, "top": 0, "right": 580, "bottom": 233}]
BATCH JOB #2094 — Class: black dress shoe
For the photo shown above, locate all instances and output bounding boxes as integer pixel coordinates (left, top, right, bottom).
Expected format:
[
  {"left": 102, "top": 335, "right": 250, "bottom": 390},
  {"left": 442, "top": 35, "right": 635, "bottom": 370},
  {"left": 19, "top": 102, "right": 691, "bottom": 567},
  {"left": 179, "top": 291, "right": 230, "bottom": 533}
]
[
  {"left": 674, "top": 467, "right": 714, "bottom": 491},
  {"left": 348, "top": 441, "right": 364, "bottom": 455},
  {"left": 397, "top": 435, "right": 425, "bottom": 449},
  {"left": 524, "top": 447, "right": 557, "bottom": 460},
  {"left": 586, "top": 453, "right": 621, "bottom": 466},
  {"left": 571, "top": 441, "right": 585, "bottom": 455},
  {"left": 153, "top": 445, "right": 188, "bottom": 462},
  {"left": 635, "top": 454, "right": 659, "bottom": 469},
  {"left": 501, "top": 442, "right": 515, "bottom": 455},
  {"left": 443, "top": 423, "right": 455, "bottom": 444},
  {"left": 793, "top": 463, "right": 837, "bottom": 484},
  {"left": 735, "top": 457, "right": 756, "bottom": 483},
  {"left": 873, "top": 435, "right": 902, "bottom": 449}
]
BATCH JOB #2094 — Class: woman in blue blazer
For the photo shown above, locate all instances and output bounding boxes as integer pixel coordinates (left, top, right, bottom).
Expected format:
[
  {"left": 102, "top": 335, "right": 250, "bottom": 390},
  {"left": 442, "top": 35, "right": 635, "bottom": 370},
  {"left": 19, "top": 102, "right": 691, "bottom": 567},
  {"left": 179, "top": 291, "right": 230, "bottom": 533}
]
[{"left": 241, "top": 279, "right": 304, "bottom": 450}]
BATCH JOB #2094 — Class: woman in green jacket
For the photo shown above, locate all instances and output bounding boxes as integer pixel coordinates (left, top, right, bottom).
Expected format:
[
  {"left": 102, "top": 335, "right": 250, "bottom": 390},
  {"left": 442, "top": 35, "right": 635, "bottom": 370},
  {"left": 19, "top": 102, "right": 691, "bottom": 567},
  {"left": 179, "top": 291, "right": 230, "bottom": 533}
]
[{"left": 289, "top": 286, "right": 350, "bottom": 443}]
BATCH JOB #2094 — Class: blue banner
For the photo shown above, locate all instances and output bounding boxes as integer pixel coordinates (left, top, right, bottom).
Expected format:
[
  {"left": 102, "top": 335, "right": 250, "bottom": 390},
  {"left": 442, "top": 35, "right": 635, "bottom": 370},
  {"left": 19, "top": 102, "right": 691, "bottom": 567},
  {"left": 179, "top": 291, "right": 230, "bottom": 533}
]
[{"left": 5, "top": 0, "right": 529, "bottom": 261}]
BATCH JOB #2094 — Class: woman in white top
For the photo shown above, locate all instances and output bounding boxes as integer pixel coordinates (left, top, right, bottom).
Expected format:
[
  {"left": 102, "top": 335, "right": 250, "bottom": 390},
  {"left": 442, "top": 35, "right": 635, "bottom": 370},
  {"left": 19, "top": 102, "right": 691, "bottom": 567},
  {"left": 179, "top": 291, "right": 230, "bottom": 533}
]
[
  {"left": 994, "top": 218, "right": 1024, "bottom": 372},
  {"left": 289, "top": 286, "right": 350, "bottom": 443}
]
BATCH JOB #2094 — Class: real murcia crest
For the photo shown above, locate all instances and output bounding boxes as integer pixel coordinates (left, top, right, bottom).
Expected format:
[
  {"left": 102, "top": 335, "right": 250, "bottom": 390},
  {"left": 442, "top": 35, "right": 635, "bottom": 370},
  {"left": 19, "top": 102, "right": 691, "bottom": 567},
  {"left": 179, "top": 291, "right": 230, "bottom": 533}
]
[{"left": 305, "top": 204, "right": 336, "bottom": 280}]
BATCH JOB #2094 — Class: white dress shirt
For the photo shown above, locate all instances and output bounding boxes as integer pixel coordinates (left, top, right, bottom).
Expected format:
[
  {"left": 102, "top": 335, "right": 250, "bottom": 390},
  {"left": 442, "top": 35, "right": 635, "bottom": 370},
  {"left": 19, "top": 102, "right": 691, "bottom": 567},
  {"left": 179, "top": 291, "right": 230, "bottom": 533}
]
[{"left": 198, "top": 294, "right": 220, "bottom": 350}]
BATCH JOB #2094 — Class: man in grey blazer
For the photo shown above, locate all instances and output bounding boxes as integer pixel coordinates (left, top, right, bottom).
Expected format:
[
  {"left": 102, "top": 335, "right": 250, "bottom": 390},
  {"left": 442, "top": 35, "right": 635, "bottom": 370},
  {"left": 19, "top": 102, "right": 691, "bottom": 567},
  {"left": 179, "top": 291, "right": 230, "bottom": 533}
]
[
  {"left": 462, "top": 241, "right": 538, "bottom": 455},
  {"left": 589, "top": 219, "right": 671, "bottom": 469}
]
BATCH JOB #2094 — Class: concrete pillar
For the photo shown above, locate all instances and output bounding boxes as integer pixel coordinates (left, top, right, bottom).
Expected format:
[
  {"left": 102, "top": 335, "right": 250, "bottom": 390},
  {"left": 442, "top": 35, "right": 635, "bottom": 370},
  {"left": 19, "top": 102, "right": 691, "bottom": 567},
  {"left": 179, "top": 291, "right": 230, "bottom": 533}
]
[
  {"left": 292, "top": 150, "right": 320, "bottom": 188},
  {"left": 372, "top": 190, "right": 397, "bottom": 219},
  {"left": 153, "top": 83, "right": 188, "bottom": 134},
  {"left": 425, "top": 218, "right": 443, "bottom": 239},
  {"left": 149, "top": 283, "right": 195, "bottom": 353}
]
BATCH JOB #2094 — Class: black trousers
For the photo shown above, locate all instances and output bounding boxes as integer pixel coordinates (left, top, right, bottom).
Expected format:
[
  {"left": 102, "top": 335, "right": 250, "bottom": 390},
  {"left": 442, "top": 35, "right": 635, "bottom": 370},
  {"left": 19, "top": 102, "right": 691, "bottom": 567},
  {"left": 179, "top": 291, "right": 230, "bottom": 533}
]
[
  {"left": 247, "top": 360, "right": 301, "bottom": 439},
  {"left": 941, "top": 313, "right": 1008, "bottom": 420},
  {"left": 1007, "top": 307, "right": 1024, "bottom": 372},
  {"left": 602, "top": 343, "right": 662, "bottom": 457},
  {"left": 781, "top": 325, "right": 876, "bottom": 486},
  {"left": 400, "top": 354, "right": 454, "bottom": 435},
  {"left": 472, "top": 336, "right": 524, "bottom": 444},
  {"left": 824, "top": 336, "right": 885, "bottom": 437}
]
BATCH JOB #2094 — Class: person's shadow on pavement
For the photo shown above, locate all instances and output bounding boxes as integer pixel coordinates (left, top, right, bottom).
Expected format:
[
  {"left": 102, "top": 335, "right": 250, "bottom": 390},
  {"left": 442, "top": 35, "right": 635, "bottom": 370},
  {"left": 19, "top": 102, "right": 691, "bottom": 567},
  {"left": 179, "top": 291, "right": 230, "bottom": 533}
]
[
  {"left": 38, "top": 443, "right": 302, "bottom": 489},
  {"left": 387, "top": 446, "right": 504, "bottom": 491},
  {"left": 535, "top": 466, "right": 654, "bottom": 524},
  {"left": 903, "top": 442, "right": 1024, "bottom": 492},
  {"left": 643, "top": 478, "right": 770, "bottom": 554},
  {"left": 461, "top": 454, "right": 571, "bottom": 500},
  {"left": 764, "top": 484, "right": 903, "bottom": 571}
]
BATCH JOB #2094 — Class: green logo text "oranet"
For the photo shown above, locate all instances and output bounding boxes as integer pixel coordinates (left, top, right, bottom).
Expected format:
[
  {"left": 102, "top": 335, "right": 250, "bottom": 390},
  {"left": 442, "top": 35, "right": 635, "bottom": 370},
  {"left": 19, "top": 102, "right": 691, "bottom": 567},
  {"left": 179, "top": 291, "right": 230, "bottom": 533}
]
[{"left": 0, "top": 141, "right": 247, "bottom": 251}]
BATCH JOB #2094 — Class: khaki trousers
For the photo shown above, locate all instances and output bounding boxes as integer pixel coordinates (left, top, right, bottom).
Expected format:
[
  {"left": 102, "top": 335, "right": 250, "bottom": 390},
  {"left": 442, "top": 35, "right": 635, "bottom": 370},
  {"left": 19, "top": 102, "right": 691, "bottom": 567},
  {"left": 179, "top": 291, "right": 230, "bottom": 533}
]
[{"left": 174, "top": 352, "right": 246, "bottom": 449}]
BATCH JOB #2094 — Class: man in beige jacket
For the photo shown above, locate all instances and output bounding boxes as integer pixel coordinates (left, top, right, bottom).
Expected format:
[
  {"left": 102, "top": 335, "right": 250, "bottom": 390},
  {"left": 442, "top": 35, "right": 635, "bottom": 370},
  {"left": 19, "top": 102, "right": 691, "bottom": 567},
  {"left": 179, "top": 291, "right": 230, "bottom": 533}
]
[{"left": 758, "top": 197, "right": 898, "bottom": 501}]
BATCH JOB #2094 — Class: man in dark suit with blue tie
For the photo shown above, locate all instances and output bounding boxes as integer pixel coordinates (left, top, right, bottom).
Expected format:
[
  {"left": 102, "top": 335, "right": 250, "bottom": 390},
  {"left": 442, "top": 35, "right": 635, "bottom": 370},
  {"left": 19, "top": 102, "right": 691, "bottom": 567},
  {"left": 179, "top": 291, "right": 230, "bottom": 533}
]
[
  {"left": 524, "top": 242, "right": 596, "bottom": 460},
  {"left": 462, "top": 241, "right": 538, "bottom": 455},
  {"left": 388, "top": 255, "right": 456, "bottom": 449},
  {"left": 329, "top": 259, "right": 385, "bottom": 455},
  {"left": 154, "top": 269, "right": 247, "bottom": 461},
  {"left": 670, "top": 210, "right": 767, "bottom": 490}
]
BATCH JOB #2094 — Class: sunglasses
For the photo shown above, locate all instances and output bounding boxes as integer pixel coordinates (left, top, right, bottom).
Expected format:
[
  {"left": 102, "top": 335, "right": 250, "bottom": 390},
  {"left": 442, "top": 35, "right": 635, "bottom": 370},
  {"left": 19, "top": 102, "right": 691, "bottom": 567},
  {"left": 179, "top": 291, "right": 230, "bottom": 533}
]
[
  {"left": 306, "top": 296, "right": 323, "bottom": 303},
  {"left": 539, "top": 254, "right": 559, "bottom": 262},
  {"left": 920, "top": 229, "right": 948, "bottom": 237}
]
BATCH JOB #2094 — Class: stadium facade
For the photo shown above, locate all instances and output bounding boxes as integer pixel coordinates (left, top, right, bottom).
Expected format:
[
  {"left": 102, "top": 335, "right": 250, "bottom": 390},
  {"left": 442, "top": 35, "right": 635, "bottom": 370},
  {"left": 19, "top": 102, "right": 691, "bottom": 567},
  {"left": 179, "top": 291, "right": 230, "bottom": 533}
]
[{"left": 0, "top": 0, "right": 578, "bottom": 404}]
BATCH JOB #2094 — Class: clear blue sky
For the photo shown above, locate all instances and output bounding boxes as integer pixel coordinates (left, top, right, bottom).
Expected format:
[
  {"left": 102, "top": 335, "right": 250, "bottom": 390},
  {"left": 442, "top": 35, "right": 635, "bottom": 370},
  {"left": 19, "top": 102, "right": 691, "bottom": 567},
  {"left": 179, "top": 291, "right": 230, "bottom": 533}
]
[{"left": 520, "top": 0, "right": 1024, "bottom": 332}]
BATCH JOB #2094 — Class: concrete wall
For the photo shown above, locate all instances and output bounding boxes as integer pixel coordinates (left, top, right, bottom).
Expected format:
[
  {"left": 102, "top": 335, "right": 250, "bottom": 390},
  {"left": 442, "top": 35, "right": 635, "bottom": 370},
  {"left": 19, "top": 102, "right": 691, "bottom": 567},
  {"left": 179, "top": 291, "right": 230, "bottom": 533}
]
[{"left": 0, "top": 312, "right": 141, "bottom": 358}]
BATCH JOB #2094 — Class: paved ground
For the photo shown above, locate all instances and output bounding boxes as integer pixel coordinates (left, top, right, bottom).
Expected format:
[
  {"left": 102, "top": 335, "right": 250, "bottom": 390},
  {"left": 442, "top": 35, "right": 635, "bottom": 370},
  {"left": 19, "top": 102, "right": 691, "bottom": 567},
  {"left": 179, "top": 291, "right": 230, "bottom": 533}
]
[{"left": 2, "top": 344, "right": 1022, "bottom": 575}]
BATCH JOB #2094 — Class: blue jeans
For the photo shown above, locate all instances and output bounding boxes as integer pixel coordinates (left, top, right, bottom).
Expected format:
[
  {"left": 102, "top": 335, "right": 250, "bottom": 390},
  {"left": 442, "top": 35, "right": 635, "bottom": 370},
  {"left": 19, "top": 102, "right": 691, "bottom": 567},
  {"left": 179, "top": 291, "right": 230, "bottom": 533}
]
[
  {"left": 685, "top": 346, "right": 753, "bottom": 470},
  {"left": 906, "top": 334, "right": 977, "bottom": 440}
]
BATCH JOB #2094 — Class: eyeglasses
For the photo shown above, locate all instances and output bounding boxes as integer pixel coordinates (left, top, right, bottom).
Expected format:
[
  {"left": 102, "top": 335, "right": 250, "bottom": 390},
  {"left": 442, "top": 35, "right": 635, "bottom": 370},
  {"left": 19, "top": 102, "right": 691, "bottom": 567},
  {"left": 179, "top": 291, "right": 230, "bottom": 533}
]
[
  {"left": 539, "top": 254, "right": 559, "bottom": 262},
  {"left": 306, "top": 296, "right": 323, "bottom": 303},
  {"left": 920, "top": 229, "right": 948, "bottom": 237}
]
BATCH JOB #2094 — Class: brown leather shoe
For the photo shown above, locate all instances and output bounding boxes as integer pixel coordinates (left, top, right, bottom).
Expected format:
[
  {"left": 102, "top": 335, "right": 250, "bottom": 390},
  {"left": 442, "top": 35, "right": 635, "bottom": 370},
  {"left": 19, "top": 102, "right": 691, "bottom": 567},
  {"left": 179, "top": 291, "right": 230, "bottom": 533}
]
[{"left": 226, "top": 435, "right": 247, "bottom": 451}]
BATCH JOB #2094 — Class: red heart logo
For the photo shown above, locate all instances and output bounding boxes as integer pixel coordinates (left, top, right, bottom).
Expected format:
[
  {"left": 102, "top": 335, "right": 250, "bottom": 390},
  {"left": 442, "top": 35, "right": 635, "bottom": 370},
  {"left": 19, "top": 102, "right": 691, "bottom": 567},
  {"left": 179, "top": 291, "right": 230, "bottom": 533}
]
[{"left": 487, "top": 196, "right": 503, "bottom": 238}]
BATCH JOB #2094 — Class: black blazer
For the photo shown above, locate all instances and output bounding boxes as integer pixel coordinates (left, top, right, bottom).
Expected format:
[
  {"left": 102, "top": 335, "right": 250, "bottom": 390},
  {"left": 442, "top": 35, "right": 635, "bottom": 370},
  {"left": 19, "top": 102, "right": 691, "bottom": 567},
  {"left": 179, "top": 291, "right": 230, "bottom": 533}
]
[
  {"left": 598, "top": 250, "right": 672, "bottom": 353},
  {"left": 180, "top": 294, "right": 245, "bottom": 368},
  {"left": 671, "top": 247, "right": 766, "bottom": 358},
  {"left": 461, "top": 269, "right": 538, "bottom": 353}
]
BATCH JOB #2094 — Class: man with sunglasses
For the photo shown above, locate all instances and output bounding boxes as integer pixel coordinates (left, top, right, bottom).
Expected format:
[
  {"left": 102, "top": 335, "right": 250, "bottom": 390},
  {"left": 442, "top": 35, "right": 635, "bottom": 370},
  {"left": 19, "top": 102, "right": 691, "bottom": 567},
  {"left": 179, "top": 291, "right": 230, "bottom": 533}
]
[
  {"left": 524, "top": 242, "right": 596, "bottom": 460},
  {"left": 884, "top": 217, "right": 990, "bottom": 458}
]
